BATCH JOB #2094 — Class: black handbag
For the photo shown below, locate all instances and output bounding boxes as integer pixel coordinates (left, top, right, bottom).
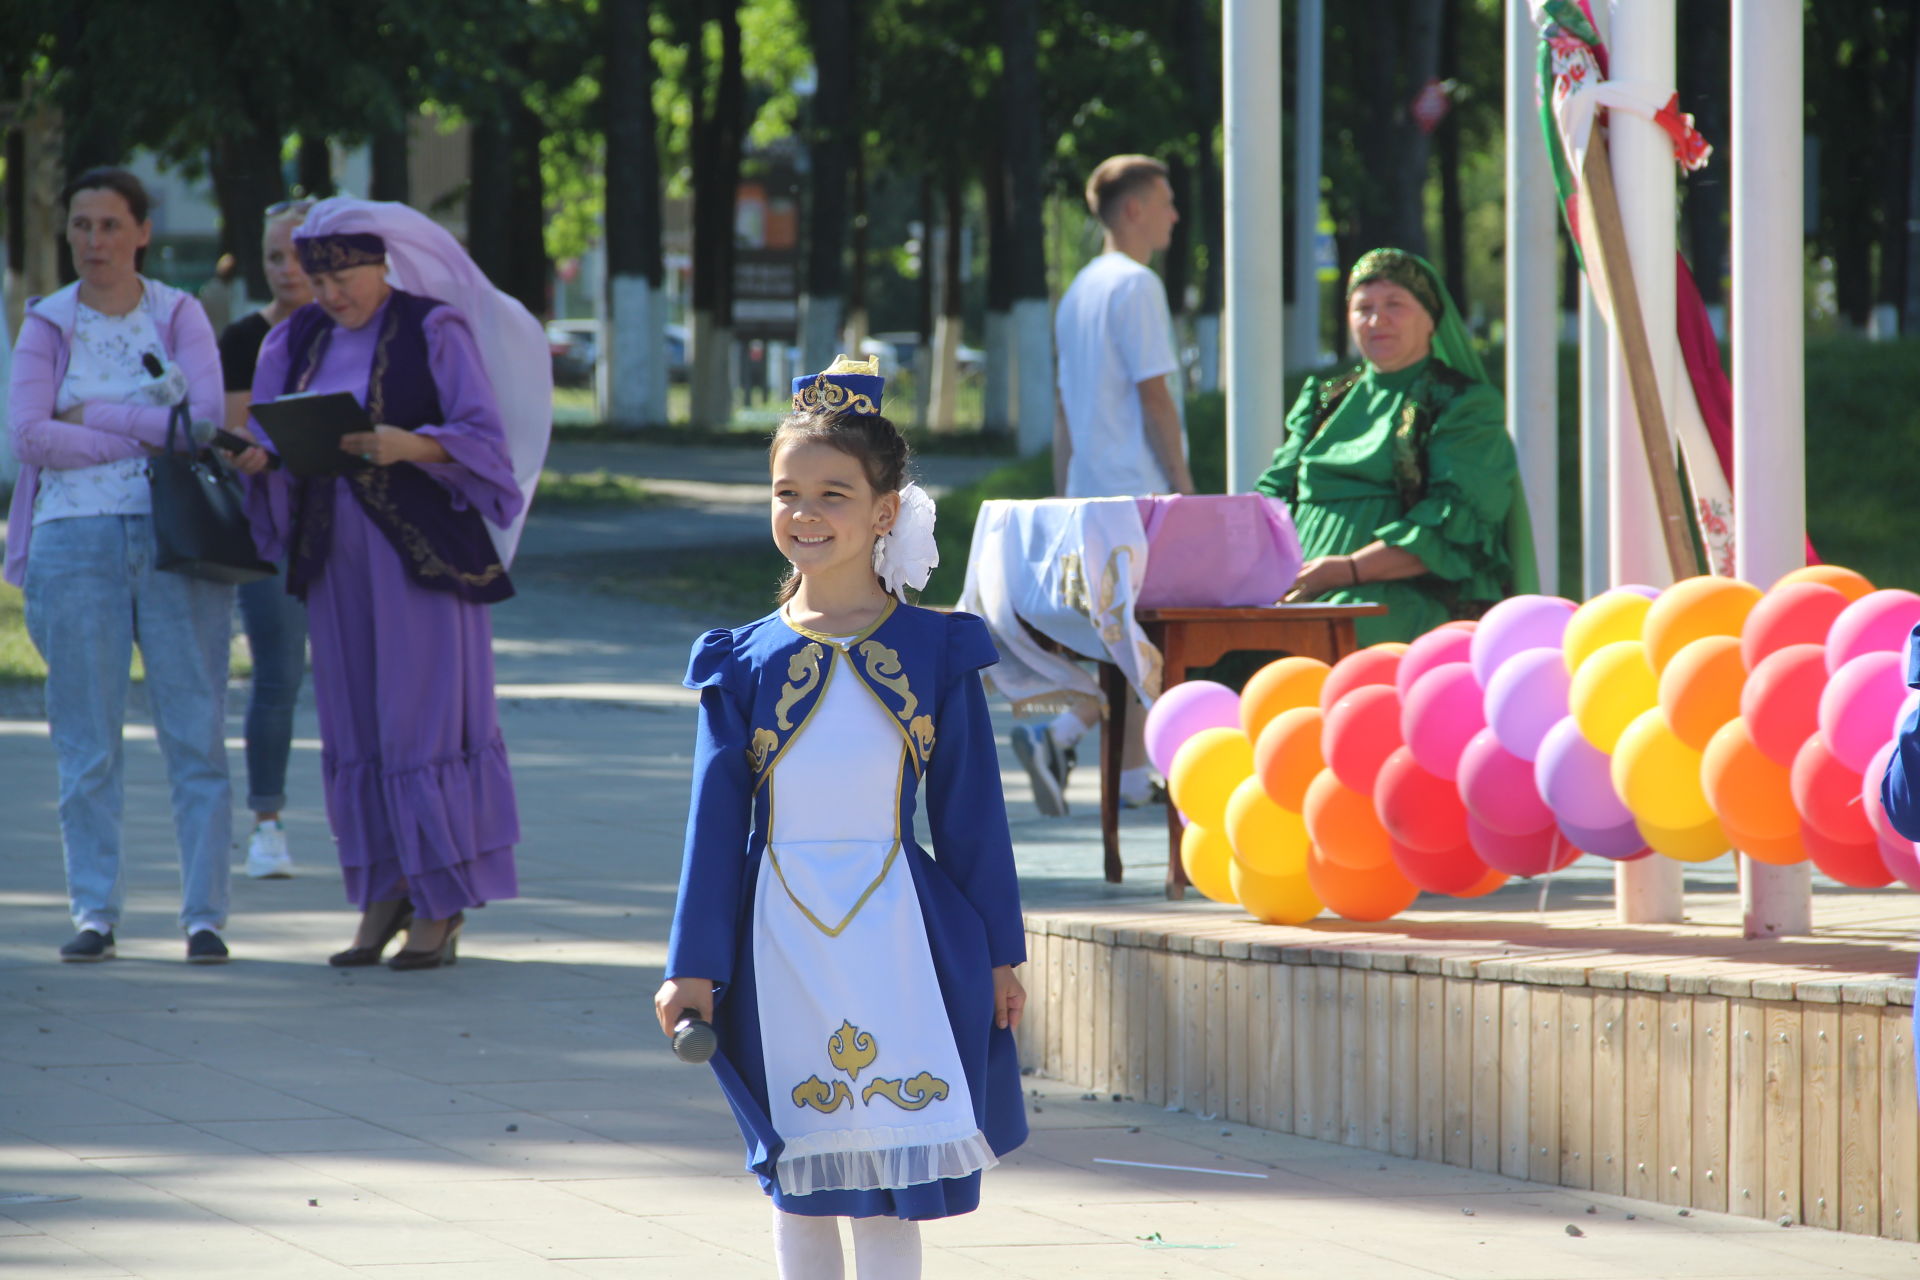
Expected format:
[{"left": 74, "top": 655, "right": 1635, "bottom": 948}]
[{"left": 146, "top": 402, "right": 275, "bottom": 585}]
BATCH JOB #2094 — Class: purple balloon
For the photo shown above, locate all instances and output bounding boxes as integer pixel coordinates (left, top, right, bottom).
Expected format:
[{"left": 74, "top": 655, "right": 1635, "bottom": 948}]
[
  {"left": 1535, "top": 714, "right": 1633, "bottom": 830},
  {"left": 1616, "top": 583, "right": 1663, "bottom": 600},
  {"left": 1143, "top": 680, "right": 1241, "bottom": 777},
  {"left": 1484, "top": 646, "right": 1572, "bottom": 761},
  {"left": 1557, "top": 815, "right": 1651, "bottom": 860},
  {"left": 1469, "top": 595, "right": 1577, "bottom": 688}
]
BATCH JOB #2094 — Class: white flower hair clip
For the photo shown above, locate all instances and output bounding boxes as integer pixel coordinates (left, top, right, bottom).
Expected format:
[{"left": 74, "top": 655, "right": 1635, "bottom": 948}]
[{"left": 874, "top": 482, "right": 939, "bottom": 601}]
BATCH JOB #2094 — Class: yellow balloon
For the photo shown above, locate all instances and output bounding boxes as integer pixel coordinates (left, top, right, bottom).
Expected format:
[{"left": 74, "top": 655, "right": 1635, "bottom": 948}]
[
  {"left": 1564, "top": 589, "right": 1653, "bottom": 674},
  {"left": 1568, "top": 640, "right": 1659, "bottom": 752},
  {"left": 1168, "top": 726, "right": 1255, "bottom": 830},
  {"left": 1229, "top": 860, "right": 1324, "bottom": 925},
  {"left": 1610, "top": 706, "right": 1714, "bottom": 831},
  {"left": 1637, "top": 813, "right": 1731, "bottom": 864},
  {"left": 1225, "top": 774, "right": 1310, "bottom": 878},
  {"left": 1180, "top": 822, "right": 1239, "bottom": 904},
  {"left": 1642, "top": 575, "right": 1763, "bottom": 673}
]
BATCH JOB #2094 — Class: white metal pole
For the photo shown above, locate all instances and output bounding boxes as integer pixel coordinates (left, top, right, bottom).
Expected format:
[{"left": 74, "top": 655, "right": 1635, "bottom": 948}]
[
  {"left": 1607, "top": 0, "right": 1685, "bottom": 923},
  {"left": 1288, "top": 0, "right": 1323, "bottom": 373},
  {"left": 1732, "top": 0, "right": 1812, "bottom": 938},
  {"left": 1505, "top": 0, "right": 1558, "bottom": 594},
  {"left": 1222, "top": 0, "right": 1286, "bottom": 494},
  {"left": 1580, "top": 279, "right": 1609, "bottom": 596}
]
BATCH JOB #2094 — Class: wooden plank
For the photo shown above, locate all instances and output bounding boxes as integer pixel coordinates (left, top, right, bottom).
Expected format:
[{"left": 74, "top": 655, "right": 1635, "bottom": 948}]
[
  {"left": 1045, "top": 932, "right": 1065, "bottom": 1082},
  {"left": 1839, "top": 1004, "right": 1880, "bottom": 1235},
  {"left": 1365, "top": 971, "right": 1393, "bottom": 1153},
  {"left": 1880, "top": 1007, "right": 1919, "bottom": 1243},
  {"left": 1417, "top": 974, "right": 1445, "bottom": 1163},
  {"left": 1390, "top": 973, "right": 1419, "bottom": 1159},
  {"left": 1443, "top": 978, "right": 1474, "bottom": 1168},
  {"left": 1528, "top": 987, "right": 1560, "bottom": 1186},
  {"left": 1729, "top": 998, "right": 1767, "bottom": 1218},
  {"left": 1066, "top": 938, "right": 1087, "bottom": 1086},
  {"left": 1293, "top": 961, "right": 1317, "bottom": 1138},
  {"left": 1245, "top": 960, "right": 1270, "bottom": 1129},
  {"left": 1657, "top": 992, "right": 1693, "bottom": 1206},
  {"left": 1144, "top": 948, "right": 1167, "bottom": 1108},
  {"left": 1017, "top": 930, "right": 1042, "bottom": 1071},
  {"left": 1182, "top": 953, "right": 1209, "bottom": 1113},
  {"left": 1091, "top": 934, "right": 1113, "bottom": 1095},
  {"left": 1472, "top": 980, "right": 1502, "bottom": 1173},
  {"left": 1559, "top": 988, "right": 1593, "bottom": 1190},
  {"left": 1692, "top": 995, "right": 1730, "bottom": 1214},
  {"left": 1803, "top": 1003, "right": 1841, "bottom": 1230},
  {"left": 1764, "top": 1003, "right": 1803, "bottom": 1224},
  {"left": 1592, "top": 990, "right": 1626, "bottom": 1195},
  {"left": 1316, "top": 965, "right": 1342, "bottom": 1143},
  {"left": 1341, "top": 968, "right": 1369, "bottom": 1147},
  {"left": 1126, "top": 946, "right": 1149, "bottom": 1100},
  {"left": 1624, "top": 991, "right": 1662, "bottom": 1202},
  {"left": 1499, "top": 983, "right": 1531, "bottom": 1181},
  {"left": 1224, "top": 959, "right": 1247, "bottom": 1122},
  {"left": 1268, "top": 962, "right": 1294, "bottom": 1132},
  {"left": 1207, "top": 958, "right": 1230, "bottom": 1120}
]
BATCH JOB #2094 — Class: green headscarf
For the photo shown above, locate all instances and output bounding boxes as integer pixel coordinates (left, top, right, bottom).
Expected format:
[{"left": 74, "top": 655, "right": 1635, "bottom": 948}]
[{"left": 1346, "top": 247, "right": 1539, "bottom": 596}]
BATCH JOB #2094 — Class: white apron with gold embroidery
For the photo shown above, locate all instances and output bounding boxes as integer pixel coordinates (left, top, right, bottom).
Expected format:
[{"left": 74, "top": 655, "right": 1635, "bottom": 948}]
[{"left": 754, "top": 636, "right": 995, "bottom": 1197}]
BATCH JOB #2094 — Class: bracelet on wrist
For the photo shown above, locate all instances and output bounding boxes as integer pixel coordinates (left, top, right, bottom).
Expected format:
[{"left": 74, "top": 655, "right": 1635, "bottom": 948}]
[{"left": 1347, "top": 555, "right": 1362, "bottom": 586}]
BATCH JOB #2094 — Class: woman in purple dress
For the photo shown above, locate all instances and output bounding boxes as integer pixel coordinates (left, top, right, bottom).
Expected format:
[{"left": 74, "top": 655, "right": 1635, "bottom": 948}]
[{"left": 235, "top": 198, "right": 550, "bottom": 969}]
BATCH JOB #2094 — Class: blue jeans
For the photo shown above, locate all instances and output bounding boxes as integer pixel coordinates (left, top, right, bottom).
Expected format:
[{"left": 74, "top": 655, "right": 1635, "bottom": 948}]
[
  {"left": 24, "top": 515, "right": 235, "bottom": 934},
  {"left": 237, "top": 574, "right": 307, "bottom": 813}
]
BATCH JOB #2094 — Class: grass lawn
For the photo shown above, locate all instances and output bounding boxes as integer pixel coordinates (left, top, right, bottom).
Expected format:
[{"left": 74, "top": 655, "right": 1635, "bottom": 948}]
[{"left": 535, "top": 469, "right": 662, "bottom": 508}]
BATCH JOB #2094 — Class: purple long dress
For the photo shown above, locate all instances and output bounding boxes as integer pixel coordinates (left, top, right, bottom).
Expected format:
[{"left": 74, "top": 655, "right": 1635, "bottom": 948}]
[{"left": 245, "top": 295, "right": 522, "bottom": 918}]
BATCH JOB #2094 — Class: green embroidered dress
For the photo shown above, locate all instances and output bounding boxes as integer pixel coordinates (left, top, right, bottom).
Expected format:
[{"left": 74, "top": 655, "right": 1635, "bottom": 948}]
[{"left": 1256, "top": 357, "right": 1528, "bottom": 646}]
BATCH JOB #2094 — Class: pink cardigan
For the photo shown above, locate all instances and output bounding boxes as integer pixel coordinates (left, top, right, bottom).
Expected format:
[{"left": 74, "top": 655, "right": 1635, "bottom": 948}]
[{"left": 4, "top": 279, "right": 224, "bottom": 586}]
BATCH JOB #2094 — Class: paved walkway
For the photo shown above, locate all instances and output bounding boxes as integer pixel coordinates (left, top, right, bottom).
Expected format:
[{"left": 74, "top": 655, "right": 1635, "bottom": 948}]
[{"left": 3, "top": 464, "right": 1918, "bottom": 1277}]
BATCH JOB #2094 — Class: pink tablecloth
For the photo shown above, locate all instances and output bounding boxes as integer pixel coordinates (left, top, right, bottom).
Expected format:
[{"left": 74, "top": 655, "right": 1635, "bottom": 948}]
[{"left": 1133, "top": 494, "right": 1303, "bottom": 609}]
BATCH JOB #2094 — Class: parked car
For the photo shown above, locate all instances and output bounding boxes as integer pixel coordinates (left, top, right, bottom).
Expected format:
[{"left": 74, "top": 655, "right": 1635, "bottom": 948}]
[{"left": 546, "top": 319, "right": 598, "bottom": 388}]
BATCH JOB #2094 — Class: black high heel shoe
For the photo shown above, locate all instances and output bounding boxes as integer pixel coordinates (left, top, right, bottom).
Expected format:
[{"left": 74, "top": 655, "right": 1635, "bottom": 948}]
[
  {"left": 389, "top": 911, "right": 464, "bottom": 971},
  {"left": 328, "top": 897, "right": 414, "bottom": 967}
]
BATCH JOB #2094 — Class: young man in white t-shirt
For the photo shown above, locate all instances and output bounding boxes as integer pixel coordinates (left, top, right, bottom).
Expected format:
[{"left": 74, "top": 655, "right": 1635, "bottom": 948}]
[{"left": 1012, "top": 155, "right": 1192, "bottom": 817}]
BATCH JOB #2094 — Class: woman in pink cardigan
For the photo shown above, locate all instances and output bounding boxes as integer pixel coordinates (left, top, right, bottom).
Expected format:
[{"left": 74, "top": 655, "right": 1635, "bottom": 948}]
[{"left": 6, "top": 167, "right": 236, "bottom": 964}]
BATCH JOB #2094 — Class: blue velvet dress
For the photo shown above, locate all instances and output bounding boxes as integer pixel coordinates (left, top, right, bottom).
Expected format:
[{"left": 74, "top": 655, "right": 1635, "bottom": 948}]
[{"left": 666, "top": 599, "right": 1028, "bottom": 1219}]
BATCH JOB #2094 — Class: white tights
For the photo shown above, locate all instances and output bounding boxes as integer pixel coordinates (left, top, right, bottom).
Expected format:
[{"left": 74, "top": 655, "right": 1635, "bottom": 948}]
[{"left": 771, "top": 1207, "right": 922, "bottom": 1280}]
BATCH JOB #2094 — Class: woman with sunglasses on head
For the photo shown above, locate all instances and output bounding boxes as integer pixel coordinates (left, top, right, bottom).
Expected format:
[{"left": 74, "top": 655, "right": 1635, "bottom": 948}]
[{"left": 218, "top": 198, "right": 316, "bottom": 882}]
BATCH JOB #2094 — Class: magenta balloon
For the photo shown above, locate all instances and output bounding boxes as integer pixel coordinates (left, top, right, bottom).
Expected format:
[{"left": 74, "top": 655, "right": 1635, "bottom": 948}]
[
  {"left": 1825, "top": 589, "right": 1920, "bottom": 674},
  {"left": 1819, "top": 650, "right": 1905, "bottom": 775},
  {"left": 1557, "top": 815, "right": 1651, "bottom": 860},
  {"left": 1483, "top": 646, "right": 1572, "bottom": 761},
  {"left": 1143, "top": 680, "right": 1240, "bottom": 777},
  {"left": 1465, "top": 813, "right": 1580, "bottom": 877},
  {"left": 1469, "top": 595, "right": 1576, "bottom": 688},
  {"left": 1864, "top": 740, "right": 1920, "bottom": 890},
  {"left": 1401, "top": 662, "right": 1486, "bottom": 781},
  {"left": 1534, "top": 714, "right": 1633, "bottom": 830},
  {"left": 1458, "top": 728, "right": 1555, "bottom": 835},
  {"left": 1395, "top": 627, "right": 1475, "bottom": 701}
]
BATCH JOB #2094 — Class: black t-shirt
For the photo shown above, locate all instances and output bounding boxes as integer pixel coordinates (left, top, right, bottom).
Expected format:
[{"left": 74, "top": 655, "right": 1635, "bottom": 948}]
[{"left": 218, "top": 310, "right": 274, "bottom": 394}]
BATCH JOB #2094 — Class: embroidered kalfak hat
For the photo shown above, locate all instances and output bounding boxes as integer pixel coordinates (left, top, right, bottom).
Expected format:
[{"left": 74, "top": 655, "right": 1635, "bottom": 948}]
[{"left": 791, "top": 353, "right": 885, "bottom": 417}]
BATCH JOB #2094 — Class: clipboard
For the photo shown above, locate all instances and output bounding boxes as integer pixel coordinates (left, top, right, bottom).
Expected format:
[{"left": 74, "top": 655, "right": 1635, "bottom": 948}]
[{"left": 249, "top": 391, "right": 371, "bottom": 477}]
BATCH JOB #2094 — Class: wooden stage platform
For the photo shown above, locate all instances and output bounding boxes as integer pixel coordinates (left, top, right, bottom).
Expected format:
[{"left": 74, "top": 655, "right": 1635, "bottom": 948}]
[{"left": 1016, "top": 887, "right": 1919, "bottom": 1241}]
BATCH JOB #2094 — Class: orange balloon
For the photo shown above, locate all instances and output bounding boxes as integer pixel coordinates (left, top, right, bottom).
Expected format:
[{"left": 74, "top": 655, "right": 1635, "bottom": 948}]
[
  {"left": 1719, "top": 817, "right": 1808, "bottom": 867},
  {"left": 1452, "top": 866, "right": 1511, "bottom": 898},
  {"left": 1642, "top": 575, "right": 1764, "bottom": 673},
  {"left": 1240, "top": 656, "right": 1331, "bottom": 740},
  {"left": 1306, "top": 845, "right": 1420, "bottom": 921},
  {"left": 1301, "top": 767, "right": 1393, "bottom": 870},
  {"left": 1772, "top": 564, "right": 1875, "bottom": 603},
  {"left": 1700, "top": 717, "right": 1799, "bottom": 841},
  {"left": 1253, "top": 705, "right": 1324, "bottom": 811},
  {"left": 1658, "top": 634, "right": 1747, "bottom": 751}
]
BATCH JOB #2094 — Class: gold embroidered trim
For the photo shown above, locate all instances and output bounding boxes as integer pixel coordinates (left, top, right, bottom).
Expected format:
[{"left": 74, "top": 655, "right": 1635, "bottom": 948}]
[
  {"left": 780, "top": 596, "right": 897, "bottom": 646},
  {"left": 828, "top": 1020, "right": 878, "bottom": 1081},
  {"left": 789, "top": 1020, "right": 952, "bottom": 1117},
  {"left": 855, "top": 639, "right": 918, "bottom": 721},
  {"left": 748, "top": 727, "right": 779, "bottom": 773},
  {"left": 774, "top": 642, "right": 826, "bottom": 731},
  {"left": 792, "top": 374, "right": 879, "bottom": 417},
  {"left": 349, "top": 466, "right": 509, "bottom": 588},
  {"left": 861, "top": 1072, "right": 950, "bottom": 1111},
  {"left": 298, "top": 236, "right": 386, "bottom": 274},
  {"left": 792, "top": 1076, "right": 854, "bottom": 1113},
  {"left": 753, "top": 648, "right": 837, "bottom": 793}
]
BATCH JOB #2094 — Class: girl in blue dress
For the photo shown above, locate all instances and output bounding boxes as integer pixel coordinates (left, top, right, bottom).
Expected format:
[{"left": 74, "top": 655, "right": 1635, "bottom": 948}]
[{"left": 654, "top": 356, "right": 1028, "bottom": 1278}]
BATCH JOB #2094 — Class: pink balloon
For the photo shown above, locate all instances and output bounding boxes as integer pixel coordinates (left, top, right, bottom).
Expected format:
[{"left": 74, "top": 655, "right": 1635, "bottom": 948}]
[
  {"left": 1401, "top": 662, "right": 1486, "bottom": 781},
  {"left": 1877, "top": 829, "right": 1920, "bottom": 892},
  {"left": 1458, "top": 728, "right": 1555, "bottom": 835},
  {"left": 1466, "top": 813, "right": 1582, "bottom": 877},
  {"left": 1143, "top": 680, "right": 1240, "bottom": 777},
  {"left": 1535, "top": 714, "right": 1633, "bottom": 830},
  {"left": 1819, "top": 650, "right": 1906, "bottom": 774},
  {"left": 1825, "top": 589, "right": 1920, "bottom": 673},
  {"left": 1557, "top": 815, "right": 1652, "bottom": 860},
  {"left": 1483, "top": 646, "right": 1571, "bottom": 761},
  {"left": 1469, "top": 595, "right": 1576, "bottom": 688},
  {"left": 1321, "top": 684, "right": 1405, "bottom": 794},
  {"left": 1396, "top": 627, "right": 1475, "bottom": 701}
]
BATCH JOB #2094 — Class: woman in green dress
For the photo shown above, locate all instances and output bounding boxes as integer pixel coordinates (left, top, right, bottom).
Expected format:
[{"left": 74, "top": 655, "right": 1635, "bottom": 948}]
[{"left": 1262, "top": 248, "right": 1537, "bottom": 646}]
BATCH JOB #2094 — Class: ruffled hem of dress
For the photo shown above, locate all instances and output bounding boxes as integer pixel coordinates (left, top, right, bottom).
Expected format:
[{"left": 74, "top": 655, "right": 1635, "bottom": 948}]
[
  {"left": 1374, "top": 480, "right": 1510, "bottom": 594},
  {"left": 322, "top": 733, "right": 521, "bottom": 886},
  {"left": 775, "top": 1128, "right": 997, "bottom": 1197}
]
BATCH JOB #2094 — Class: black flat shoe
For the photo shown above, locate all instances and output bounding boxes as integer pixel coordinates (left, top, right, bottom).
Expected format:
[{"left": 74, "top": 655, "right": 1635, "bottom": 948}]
[
  {"left": 60, "top": 929, "right": 116, "bottom": 962},
  {"left": 328, "top": 897, "right": 413, "bottom": 967},
  {"left": 389, "top": 912, "right": 463, "bottom": 971}
]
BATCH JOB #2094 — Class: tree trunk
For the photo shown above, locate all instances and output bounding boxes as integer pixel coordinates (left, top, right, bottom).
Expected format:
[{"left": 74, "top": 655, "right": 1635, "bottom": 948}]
[
  {"left": 690, "top": 0, "right": 745, "bottom": 427},
  {"left": 467, "top": 111, "right": 512, "bottom": 289},
  {"left": 982, "top": 149, "right": 1013, "bottom": 433},
  {"left": 297, "top": 135, "right": 335, "bottom": 198},
  {"left": 913, "top": 176, "right": 935, "bottom": 427},
  {"left": 208, "top": 126, "right": 287, "bottom": 299},
  {"left": 1177, "top": 0, "right": 1222, "bottom": 388},
  {"left": 370, "top": 122, "right": 409, "bottom": 204},
  {"left": 1000, "top": 0, "right": 1052, "bottom": 455},
  {"left": 604, "top": 0, "right": 668, "bottom": 426},
  {"left": 1875, "top": 23, "right": 1914, "bottom": 337},
  {"left": 801, "top": 0, "right": 852, "bottom": 374},
  {"left": 929, "top": 176, "right": 965, "bottom": 430},
  {"left": 1436, "top": 0, "right": 1466, "bottom": 307},
  {"left": 505, "top": 90, "right": 549, "bottom": 316},
  {"left": 845, "top": 144, "right": 870, "bottom": 352}
]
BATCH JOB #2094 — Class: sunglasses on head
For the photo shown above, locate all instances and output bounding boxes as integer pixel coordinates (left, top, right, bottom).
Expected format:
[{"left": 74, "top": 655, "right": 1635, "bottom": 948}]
[{"left": 265, "top": 198, "right": 316, "bottom": 217}]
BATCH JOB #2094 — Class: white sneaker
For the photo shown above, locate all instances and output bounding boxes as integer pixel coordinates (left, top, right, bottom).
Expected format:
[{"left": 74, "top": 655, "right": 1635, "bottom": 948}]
[
  {"left": 245, "top": 820, "right": 295, "bottom": 879},
  {"left": 1011, "top": 723, "right": 1072, "bottom": 818}
]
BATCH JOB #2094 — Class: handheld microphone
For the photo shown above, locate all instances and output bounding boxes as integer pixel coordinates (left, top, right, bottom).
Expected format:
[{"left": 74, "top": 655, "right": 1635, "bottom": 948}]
[
  {"left": 671, "top": 1010, "right": 717, "bottom": 1064},
  {"left": 142, "top": 352, "right": 164, "bottom": 379}
]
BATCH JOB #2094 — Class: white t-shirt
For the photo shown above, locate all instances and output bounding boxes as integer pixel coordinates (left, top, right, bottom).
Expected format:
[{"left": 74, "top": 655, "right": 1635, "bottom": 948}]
[
  {"left": 34, "top": 294, "right": 174, "bottom": 525},
  {"left": 1053, "top": 251, "right": 1180, "bottom": 498}
]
